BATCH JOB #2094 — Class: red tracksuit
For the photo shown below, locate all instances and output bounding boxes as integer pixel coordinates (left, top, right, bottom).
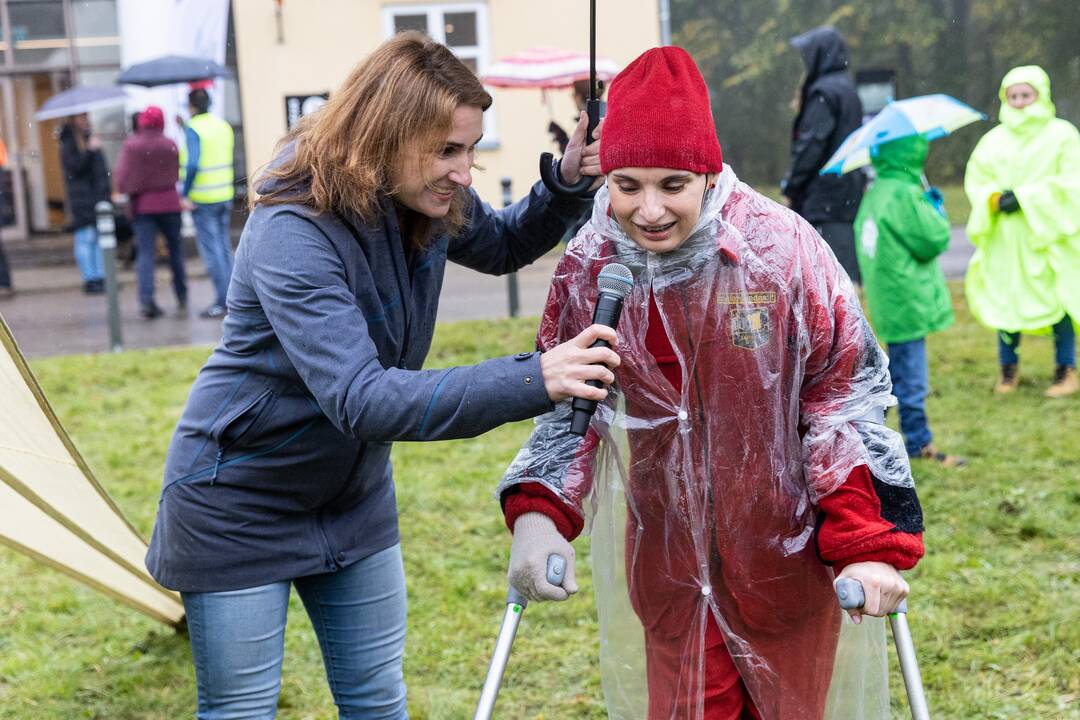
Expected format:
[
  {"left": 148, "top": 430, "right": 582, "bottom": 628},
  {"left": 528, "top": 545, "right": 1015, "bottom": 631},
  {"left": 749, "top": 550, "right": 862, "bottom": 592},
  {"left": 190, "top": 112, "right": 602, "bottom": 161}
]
[{"left": 501, "top": 175, "right": 924, "bottom": 720}]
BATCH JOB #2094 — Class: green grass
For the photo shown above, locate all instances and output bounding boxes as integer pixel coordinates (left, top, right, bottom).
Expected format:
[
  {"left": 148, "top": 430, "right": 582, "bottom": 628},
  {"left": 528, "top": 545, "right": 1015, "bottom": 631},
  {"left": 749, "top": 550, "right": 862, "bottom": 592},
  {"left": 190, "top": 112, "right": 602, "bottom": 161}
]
[
  {"left": 2, "top": 288, "right": 1078, "bottom": 718},
  {"left": 937, "top": 185, "right": 971, "bottom": 223}
]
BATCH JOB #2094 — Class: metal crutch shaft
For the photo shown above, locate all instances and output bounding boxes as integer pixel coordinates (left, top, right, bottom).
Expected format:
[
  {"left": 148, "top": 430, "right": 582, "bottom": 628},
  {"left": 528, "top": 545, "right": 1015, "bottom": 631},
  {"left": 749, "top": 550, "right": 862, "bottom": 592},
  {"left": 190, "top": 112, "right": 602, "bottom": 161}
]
[
  {"left": 835, "top": 578, "right": 930, "bottom": 720},
  {"left": 474, "top": 554, "right": 566, "bottom": 720}
]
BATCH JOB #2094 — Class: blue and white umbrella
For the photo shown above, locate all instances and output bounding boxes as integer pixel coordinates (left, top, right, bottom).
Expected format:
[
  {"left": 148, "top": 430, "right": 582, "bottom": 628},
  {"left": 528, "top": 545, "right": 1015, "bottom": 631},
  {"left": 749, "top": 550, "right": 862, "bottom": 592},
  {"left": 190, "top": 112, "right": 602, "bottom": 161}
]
[
  {"left": 820, "top": 94, "right": 985, "bottom": 175},
  {"left": 34, "top": 86, "right": 129, "bottom": 121}
]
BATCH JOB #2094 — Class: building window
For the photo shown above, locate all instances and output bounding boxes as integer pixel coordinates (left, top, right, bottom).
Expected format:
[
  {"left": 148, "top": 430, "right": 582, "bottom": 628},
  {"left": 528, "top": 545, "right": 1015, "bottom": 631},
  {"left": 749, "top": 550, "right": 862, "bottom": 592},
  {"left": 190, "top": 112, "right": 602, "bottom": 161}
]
[{"left": 382, "top": 2, "right": 498, "bottom": 149}]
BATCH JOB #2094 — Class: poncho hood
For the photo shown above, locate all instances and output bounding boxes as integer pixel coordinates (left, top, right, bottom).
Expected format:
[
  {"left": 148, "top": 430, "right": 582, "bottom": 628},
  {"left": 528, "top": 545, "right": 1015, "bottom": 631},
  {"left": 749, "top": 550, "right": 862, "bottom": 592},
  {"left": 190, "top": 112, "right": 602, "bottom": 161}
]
[
  {"left": 998, "top": 65, "right": 1056, "bottom": 132},
  {"left": 590, "top": 165, "right": 736, "bottom": 275},
  {"left": 870, "top": 135, "right": 928, "bottom": 184}
]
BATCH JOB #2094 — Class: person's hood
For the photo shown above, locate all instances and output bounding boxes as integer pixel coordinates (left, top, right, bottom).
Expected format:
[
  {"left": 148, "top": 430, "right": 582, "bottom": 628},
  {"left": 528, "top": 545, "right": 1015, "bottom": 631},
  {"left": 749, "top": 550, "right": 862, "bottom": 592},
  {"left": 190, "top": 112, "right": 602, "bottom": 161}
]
[
  {"left": 138, "top": 105, "right": 165, "bottom": 131},
  {"left": 790, "top": 26, "right": 849, "bottom": 84},
  {"left": 870, "top": 135, "right": 927, "bottom": 184},
  {"left": 998, "top": 65, "right": 1056, "bottom": 133}
]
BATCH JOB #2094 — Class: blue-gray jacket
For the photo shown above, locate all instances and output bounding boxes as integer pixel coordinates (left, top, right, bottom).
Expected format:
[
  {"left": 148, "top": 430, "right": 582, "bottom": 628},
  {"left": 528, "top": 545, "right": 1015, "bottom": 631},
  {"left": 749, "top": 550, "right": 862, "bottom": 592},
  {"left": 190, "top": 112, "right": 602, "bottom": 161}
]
[{"left": 145, "top": 182, "right": 589, "bottom": 592}]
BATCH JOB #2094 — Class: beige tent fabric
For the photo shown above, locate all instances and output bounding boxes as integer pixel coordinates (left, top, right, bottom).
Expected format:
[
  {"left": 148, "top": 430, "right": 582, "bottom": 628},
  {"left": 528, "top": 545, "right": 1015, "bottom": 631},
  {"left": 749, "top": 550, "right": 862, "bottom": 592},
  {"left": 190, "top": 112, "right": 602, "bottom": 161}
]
[{"left": 0, "top": 314, "right": 183, "bottom": 626}]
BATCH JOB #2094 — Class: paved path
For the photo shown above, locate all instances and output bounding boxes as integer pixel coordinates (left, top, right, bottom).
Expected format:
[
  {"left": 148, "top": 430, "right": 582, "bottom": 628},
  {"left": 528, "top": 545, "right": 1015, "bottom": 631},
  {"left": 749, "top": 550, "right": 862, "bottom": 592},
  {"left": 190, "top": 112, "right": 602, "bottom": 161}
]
[{"left": 0, "top": 230, "right": 975, "bottom": 359}]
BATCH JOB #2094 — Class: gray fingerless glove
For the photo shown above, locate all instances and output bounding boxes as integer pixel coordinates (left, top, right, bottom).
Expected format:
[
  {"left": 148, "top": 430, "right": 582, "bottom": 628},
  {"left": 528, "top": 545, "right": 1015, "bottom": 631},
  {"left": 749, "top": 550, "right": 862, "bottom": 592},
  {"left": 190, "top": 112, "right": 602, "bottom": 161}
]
[{"left": 509, "top": 513, "right": 578, "bottom": 602}]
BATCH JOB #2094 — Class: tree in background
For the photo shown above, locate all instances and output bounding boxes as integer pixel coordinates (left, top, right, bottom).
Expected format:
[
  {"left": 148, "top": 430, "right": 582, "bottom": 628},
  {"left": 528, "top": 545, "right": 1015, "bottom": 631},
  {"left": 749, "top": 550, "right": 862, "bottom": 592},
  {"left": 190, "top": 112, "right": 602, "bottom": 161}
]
[{"left": 673, "top": 0, "right": 1080, "bottom": 186}]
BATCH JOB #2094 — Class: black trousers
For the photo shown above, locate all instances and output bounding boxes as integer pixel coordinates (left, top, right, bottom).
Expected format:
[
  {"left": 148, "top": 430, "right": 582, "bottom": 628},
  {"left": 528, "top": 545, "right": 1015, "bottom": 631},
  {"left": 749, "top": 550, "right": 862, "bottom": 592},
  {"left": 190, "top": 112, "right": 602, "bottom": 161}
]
[
  {"left": 814, "top": 221, "right": 860, "bottom": 285},
  {"left": 0, "top": 240, "right": 11, "bottom": 289},
  {"left": 134, "top": 212, "right": 186, "bottom": 308}
]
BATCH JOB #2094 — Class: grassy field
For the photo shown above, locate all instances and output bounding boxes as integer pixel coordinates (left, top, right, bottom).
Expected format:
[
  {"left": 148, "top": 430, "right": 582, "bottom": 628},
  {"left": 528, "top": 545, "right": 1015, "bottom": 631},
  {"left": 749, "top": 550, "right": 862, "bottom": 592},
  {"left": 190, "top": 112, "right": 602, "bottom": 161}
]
[{"left": 1, "top": 284, "right": 1077, "bottom": 719}]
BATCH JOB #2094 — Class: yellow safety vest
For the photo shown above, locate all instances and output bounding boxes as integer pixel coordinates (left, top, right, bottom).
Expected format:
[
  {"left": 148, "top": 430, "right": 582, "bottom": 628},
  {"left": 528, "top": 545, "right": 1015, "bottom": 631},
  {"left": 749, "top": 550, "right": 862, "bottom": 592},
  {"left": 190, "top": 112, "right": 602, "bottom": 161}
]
[{"left": 180, "top": 113, "right": 235, "bottom": 204}]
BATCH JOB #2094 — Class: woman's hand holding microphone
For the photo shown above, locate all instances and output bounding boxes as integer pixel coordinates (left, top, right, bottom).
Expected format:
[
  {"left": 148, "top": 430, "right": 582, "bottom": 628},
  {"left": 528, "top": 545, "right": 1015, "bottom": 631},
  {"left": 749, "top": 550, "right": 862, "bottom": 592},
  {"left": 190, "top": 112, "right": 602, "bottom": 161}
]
[
  {"left": 509, "top": 325, "right": 619, "bottom": 602},
  {"left": 540, "top": 324, "right": 620, "bottom": 403}
]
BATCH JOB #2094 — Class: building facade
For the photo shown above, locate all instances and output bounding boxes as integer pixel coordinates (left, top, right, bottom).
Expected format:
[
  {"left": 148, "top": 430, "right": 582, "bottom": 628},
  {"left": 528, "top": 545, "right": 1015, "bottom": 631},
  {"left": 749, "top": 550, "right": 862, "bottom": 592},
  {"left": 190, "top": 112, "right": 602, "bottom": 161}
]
[
  {"left": 0, "top": 0, "right": 124, "bottom": 241},
  {"left": 0, "top": 0, "right": 243, "bottom": 244},
  {"left": 231, "top": 0, "right": 661, "bottom": 202}
]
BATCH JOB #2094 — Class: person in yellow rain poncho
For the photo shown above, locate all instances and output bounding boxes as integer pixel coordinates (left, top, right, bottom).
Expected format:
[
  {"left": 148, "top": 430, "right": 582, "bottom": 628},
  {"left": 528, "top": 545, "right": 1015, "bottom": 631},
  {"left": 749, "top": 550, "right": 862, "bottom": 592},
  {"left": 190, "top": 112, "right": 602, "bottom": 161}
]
[{"left": 964, "top": 65, "right": 1080, "bottom": 398}]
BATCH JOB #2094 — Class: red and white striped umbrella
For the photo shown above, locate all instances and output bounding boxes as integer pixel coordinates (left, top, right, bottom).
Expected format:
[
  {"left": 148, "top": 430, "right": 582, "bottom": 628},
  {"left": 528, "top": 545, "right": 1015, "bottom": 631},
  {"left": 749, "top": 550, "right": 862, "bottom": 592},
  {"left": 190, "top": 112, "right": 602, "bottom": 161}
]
[{"left": 480, "top": 47, "right": 620, "bottom": 89}]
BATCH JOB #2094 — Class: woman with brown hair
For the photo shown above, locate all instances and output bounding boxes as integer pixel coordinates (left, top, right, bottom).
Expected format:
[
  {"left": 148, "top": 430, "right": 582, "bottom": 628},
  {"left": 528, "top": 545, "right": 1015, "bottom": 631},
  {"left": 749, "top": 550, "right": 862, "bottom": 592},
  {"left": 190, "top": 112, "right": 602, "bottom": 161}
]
[{"left": 145, "top": 32, "right": 616, "bottom": 717}]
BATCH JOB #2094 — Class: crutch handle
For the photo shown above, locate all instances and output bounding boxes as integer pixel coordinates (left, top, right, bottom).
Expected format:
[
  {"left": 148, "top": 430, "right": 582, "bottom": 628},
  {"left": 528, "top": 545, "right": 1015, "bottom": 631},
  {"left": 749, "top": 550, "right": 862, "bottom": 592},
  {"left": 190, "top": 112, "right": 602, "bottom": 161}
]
[
  {"left": 835, "top": 578, "right": 930, "bottom": 720},
  {"left": 835, "top": 577, "right": 908, "bottom": 614},
  {"left": 507, "top": 554, "right": 567, "bottom": 607},
  {"left": 476, "top": 554, "right": 569, "bottom": 720}
]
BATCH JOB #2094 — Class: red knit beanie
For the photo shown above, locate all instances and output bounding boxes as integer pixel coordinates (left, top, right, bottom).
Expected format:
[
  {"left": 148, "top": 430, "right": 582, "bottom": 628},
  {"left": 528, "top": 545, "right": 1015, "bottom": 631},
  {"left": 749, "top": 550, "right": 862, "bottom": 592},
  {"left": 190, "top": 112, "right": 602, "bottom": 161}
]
[
  {"left": 138, "top": 105, "right": 165, "bottom": 130},
  {"left": 600, "top": 46, "right": 722, "bottom": 174}
]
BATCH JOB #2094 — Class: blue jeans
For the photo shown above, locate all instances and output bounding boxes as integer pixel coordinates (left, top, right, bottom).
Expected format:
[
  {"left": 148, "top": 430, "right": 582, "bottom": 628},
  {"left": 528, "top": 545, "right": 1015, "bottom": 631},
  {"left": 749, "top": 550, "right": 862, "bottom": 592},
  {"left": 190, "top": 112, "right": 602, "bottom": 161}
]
[
  {"left": 73, "top": 224, "right": 104, "bottom": 282},
  {"left": 998, "top": 315, "right": 1076, "bottom": 367},
  {"left": 134, "top": 213, "right": 187, "bottom": 308},
  {"left": 192, "top": 201, "right": 234, "bottom": 306},
  {"left": 887, "top": 338, "right": 932, "bottom": 455},
  {"left": 182, "top": 544, "right": 409, "bottom": 720}
]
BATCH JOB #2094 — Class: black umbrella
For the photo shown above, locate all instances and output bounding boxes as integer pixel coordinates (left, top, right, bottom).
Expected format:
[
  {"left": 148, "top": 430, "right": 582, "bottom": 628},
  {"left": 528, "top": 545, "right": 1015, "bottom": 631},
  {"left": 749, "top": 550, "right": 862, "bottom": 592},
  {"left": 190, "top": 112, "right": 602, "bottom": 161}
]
[
  {"left": 539, "top": 0, "right": 602, "bottom": 195},
  {"left": 116, "top": 55, "right": 232, "bottom": 87}
]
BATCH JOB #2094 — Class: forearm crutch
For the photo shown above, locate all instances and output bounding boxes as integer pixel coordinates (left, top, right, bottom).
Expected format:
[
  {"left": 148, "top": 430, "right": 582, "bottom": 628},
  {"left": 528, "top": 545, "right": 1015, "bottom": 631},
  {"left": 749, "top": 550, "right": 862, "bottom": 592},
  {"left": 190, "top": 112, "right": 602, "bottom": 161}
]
[
  {"left": 835, "top": 578, "right": 931, "bottom": 720},
  {"left": 474, "top": 554, "right": 566, "bottom": 720}
]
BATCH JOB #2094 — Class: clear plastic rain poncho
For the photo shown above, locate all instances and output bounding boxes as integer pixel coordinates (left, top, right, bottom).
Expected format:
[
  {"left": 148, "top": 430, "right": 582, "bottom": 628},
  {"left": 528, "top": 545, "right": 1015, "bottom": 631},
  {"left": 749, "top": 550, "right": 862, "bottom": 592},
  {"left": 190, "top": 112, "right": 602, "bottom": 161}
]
[{"left": 499, "top": 167, "right": 911, "bottom": 719}]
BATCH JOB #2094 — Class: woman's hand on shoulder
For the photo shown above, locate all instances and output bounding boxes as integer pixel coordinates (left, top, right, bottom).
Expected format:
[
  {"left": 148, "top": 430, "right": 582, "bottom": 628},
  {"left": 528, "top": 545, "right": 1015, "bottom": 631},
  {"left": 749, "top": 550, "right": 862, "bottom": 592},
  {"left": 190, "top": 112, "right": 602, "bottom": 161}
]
[{"left": 540, "top": 324, "right": 620, "bottom": 402}]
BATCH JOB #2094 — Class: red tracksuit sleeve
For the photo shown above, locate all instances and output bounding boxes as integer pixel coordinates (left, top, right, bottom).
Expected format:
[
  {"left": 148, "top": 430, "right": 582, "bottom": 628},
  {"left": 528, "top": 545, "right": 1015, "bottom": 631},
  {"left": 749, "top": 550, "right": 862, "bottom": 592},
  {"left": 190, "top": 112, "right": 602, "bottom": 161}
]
[
  {"left": 501, "top": 246, "right": 605, "bottom": 541},
  {"left": 816, "top": 464, "right": 925, "bottom": 574}
]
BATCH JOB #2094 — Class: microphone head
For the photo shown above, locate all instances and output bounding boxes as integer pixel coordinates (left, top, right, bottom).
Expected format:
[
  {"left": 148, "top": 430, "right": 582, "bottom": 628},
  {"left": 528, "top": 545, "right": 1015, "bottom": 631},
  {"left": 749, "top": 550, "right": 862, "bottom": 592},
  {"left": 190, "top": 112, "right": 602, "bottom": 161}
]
[{"left": 596, "top": 263, "right": 634, "bottom": 299}]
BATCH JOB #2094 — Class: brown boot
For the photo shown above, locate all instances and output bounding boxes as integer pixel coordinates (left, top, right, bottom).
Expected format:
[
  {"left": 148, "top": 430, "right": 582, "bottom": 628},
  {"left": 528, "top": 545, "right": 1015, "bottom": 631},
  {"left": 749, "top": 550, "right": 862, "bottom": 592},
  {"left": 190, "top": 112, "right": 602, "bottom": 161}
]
[
  {"left": 1045, "top": 365, "right": 1078, "bottom": 398},
  {"left": 914, "top": 444, "right": 967, "bottom": 467},
  {"left": 994, "top": 363, "right": 1019, "bottom": 394}
]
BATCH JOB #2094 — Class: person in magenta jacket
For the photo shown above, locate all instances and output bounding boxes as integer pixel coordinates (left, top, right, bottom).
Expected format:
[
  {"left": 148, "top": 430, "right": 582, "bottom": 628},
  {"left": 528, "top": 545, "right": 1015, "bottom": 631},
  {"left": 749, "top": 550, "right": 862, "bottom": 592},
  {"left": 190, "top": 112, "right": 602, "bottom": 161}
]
[{"left": 113, "top": 105, "right": 187, "bottom": 318}]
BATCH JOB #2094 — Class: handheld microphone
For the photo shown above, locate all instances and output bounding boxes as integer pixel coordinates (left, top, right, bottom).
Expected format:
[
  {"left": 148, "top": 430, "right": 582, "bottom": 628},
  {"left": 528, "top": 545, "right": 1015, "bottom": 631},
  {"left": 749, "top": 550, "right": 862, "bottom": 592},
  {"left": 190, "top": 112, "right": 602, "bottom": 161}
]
[{"left": 570, "top": 263, "right": 634, "bottom": 436}]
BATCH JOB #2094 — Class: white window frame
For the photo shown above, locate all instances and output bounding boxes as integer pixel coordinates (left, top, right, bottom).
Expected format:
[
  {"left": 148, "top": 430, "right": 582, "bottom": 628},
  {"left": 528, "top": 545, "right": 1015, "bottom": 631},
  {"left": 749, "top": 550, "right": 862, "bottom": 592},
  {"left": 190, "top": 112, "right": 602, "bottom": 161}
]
[{"left": 381, "top": 2, "right": 499, "bottom": 149}]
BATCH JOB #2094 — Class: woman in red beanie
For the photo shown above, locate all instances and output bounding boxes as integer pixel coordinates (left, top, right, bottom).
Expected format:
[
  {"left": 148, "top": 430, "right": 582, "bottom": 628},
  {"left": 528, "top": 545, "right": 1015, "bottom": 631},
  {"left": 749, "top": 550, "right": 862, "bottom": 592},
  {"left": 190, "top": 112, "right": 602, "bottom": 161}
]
[
  {"left": 498, "top": 46, "right": 923, "bottom": 719},
  {"left": 113, "top": 105, "right": 187, "bottom": 318}
]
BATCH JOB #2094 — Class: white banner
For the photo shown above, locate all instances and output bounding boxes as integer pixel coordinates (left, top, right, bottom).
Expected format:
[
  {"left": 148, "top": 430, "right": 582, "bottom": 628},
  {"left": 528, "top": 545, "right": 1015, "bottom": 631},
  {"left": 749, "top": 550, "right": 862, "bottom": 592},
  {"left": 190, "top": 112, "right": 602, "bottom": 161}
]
[{"left": 117, "top": 0, "right": 231, "bottom": 145}]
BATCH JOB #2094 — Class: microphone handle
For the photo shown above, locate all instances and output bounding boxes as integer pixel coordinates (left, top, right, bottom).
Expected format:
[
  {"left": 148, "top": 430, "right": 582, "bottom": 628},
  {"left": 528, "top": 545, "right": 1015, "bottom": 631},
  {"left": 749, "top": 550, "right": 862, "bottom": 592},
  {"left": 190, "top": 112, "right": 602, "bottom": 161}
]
[{"left": 570, "top": 292, "right": 623, "bottom": 436}]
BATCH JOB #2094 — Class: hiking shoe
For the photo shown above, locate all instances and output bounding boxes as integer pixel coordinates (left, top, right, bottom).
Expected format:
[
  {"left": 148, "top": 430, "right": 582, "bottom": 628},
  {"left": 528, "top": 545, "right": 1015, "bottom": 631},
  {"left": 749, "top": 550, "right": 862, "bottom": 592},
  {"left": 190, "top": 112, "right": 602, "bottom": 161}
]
[
  {"left": 139, "top": 303, "right": 164, "bottom": 320},
  {"left": 199, "top": 303, "right": 226, "bottom": 319},
  {"left": 83, "top": 279, "right": 105, "bottom": 295},
  {"left": 994, "top": 363, "right": 1019, "bottom": 394},
  {"left": 1045, "top": 365, "right": 1078, "bottom": 399},
  {"left": 914, "top": 444, "right": 967, "bottom": 467}
]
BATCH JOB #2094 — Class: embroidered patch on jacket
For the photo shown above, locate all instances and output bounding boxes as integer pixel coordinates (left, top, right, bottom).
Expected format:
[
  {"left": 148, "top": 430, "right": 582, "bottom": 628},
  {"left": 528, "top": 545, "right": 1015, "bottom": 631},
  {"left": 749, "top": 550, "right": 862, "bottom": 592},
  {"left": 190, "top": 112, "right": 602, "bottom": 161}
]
[
  {"left": 731, "top": 307, "right": 772, "bottom": 350},
  {"left": 718, "top": 291, "right": 777, "bottom": 306}
]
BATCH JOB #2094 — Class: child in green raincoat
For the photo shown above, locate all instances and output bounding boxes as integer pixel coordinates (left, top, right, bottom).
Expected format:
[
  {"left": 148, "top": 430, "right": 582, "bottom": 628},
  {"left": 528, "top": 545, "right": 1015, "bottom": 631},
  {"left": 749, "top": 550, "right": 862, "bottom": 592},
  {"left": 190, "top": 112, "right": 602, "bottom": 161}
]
[
  {"left": 855, "top": 135, "right": 961, "bottom": 465},
  {"left": 964, "top": 65, "right": 1080, "bottom": 398}
]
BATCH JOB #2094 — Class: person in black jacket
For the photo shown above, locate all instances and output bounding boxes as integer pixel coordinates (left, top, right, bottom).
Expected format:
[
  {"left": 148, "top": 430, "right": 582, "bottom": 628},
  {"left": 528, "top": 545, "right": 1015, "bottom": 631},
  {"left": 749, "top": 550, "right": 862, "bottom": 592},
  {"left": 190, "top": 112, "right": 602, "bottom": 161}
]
[
  {"left": 59, "top": 114, "right": 111, "bottom": 294},
  {"left": 781, "top": 26, "right": 865, "bottom": 284}
]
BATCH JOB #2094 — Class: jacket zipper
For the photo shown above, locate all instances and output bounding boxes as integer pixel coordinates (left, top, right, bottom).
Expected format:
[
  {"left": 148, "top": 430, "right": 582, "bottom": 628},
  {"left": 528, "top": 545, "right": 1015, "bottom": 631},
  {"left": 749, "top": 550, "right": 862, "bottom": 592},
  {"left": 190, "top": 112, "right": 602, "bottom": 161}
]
[
  {"left": 316, "top": 507, "right": 338, "bottom": 571},
  {"left": 209, "top": 388, "right": 274, "bottom": 485},
  {"left": 385, "top": 212, "right": 414, "bottom": 367}
]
